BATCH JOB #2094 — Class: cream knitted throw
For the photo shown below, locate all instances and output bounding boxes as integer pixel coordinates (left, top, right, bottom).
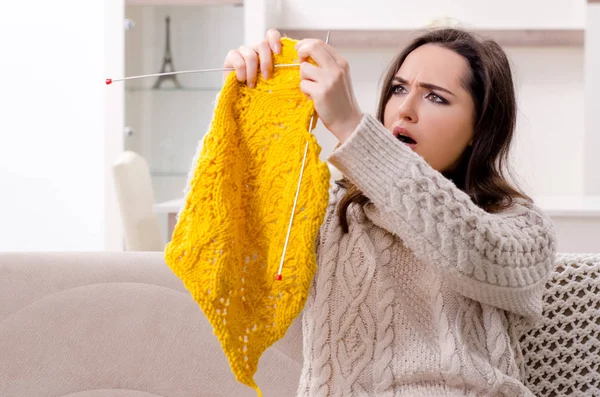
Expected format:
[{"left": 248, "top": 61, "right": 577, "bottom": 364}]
[
  {"left": 521, "top": 253, "right": 600, "bottom": 397},
  {"left": 297, "top": 113, "right": 558, "bottom": 396}
]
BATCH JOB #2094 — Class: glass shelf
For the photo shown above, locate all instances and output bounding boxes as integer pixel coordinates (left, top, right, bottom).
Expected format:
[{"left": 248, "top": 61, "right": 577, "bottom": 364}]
[
  {"left": 125, "top": 86, "right": 221, "bottom": 92},
  {"left": 151, "top": 171, "right": 189, "bottom": 177}
]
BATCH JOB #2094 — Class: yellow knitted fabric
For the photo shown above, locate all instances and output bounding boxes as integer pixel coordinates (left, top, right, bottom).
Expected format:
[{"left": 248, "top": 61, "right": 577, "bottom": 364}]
[{"left": 164, "top": 37, "right": 330, "bottom": 396}]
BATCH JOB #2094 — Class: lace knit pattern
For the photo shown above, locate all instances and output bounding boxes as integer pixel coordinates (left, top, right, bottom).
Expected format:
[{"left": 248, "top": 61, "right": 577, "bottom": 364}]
[
  {"left": 164, "top": 37, "right": 331, "bottom": 396},
  {"left": 298, "top": 113, "right": 557, "bottom": 396},
  {"left": 520, "top": 253, "right": 600, "bottom": 397}
]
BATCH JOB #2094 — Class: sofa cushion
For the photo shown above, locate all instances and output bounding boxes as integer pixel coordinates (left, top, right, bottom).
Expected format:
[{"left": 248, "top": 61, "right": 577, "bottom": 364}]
[{"left": 0, "top": 252, "right": 302, "bottom": 397}]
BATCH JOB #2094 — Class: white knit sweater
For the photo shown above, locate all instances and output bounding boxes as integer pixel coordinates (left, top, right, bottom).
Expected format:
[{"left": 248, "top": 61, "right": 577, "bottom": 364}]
[{"left": 296, "top": 114, "right": 557, "bottom": 397}]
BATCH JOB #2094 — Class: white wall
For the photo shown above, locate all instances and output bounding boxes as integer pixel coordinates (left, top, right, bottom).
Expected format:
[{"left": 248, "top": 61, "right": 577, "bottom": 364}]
[
  {"left": 585, "top": 4, "right": 600, "bottom": 195},
  {"left": 106, "top": 0, "right": 126, "bottom": 251},
  {"left": 0, "top": 0, "right": 124, "bottom": 251},
  {"left": 507, "top": 46, "right": 585, "bottom": 197}
]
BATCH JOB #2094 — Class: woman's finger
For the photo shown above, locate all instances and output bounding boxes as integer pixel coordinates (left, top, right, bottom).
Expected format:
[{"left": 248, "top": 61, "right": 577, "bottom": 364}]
[
  {"left": 299, "top": 79, "right": 319, "bottom": 99},
  {"left": 296, "top": 39, "right": 349, "bottom": 71},
  {"left": 299, "top": 61, "right": 322, "bottom": 82},
  {"left": 223, "top": 49, "right": 246, "bottom": 83},
  {"left": 266, "top": 28, "right": 282, "bottom": 54},
  {"left": 255, "top": 41, "right": 274, "bottom": 80},
  {"left": 238, "top": 45, "right": 259, "bottom": 88},
  {"left": 295, "top": 39, "right": 337, "bottom": 69}
]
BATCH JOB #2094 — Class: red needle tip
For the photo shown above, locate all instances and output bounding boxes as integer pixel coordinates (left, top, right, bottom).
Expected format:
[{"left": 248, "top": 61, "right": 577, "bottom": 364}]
[
  {"left": 275, "top": 274, "right": 282, "bottom": 281},
  {"left": 105, "top": 78, "right": 112, "bottom": 85}
]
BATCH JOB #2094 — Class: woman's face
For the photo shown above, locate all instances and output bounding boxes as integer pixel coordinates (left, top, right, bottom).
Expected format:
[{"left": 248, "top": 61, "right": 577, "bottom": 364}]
[{"left": 383, "top": 44, "right": 475, "bottom": 173}]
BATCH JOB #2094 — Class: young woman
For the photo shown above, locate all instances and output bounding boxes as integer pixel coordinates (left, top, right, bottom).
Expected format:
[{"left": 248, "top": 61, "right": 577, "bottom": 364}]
[{"left": 223, "top": 27, "right": 556, "bottom": 396}]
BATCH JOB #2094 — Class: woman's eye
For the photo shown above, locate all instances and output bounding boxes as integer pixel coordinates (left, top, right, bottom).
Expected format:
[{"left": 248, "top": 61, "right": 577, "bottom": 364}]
[
  {"left": 426, "top": 93, "right": 446, "bottom": 104},
  {"left": 392, "top": 85, "right": 407, "bottom": 94}
]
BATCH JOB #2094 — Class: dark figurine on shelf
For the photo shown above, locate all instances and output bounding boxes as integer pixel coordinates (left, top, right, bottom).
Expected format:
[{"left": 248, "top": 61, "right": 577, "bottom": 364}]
[{"left": 153, "top": 16, "right": 183, "bottom": 89}]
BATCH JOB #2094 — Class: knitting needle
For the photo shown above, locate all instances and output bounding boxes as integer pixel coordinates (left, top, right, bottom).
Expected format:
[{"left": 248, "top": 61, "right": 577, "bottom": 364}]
[
  {"left": 276, "top": 29, "right": 331, "bottom": 281},
  {"left": 105, "top": 63, "right": 302, "bottom": 85}
]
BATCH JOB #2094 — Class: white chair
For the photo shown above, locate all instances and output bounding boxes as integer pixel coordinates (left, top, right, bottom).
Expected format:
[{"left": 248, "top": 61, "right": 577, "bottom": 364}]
[{"left": 112, "top": 151, "right": 164, "bottom": 251}]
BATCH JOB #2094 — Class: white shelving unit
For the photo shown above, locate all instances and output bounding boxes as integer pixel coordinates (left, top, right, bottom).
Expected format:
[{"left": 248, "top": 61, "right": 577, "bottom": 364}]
[
  {"left": 126, "top": 0, "right": 242, "bottom": 5},
  {"left": 123, "top": 3, "right": 243, "bottom": 203},
  {"left": 280, "top": 28, "right": 584, "bottom": 48}
]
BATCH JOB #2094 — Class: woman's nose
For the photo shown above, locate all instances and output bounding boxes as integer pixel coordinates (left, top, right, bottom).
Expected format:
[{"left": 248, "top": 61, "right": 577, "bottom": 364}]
[{"left": 397, "top": 95, "right": 418, "bottom": 123}]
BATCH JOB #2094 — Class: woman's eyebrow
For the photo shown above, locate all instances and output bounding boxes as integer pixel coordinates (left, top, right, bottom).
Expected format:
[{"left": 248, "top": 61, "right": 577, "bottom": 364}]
[{"left": 392, "top": 76, "right": 456, "bottom": 97}]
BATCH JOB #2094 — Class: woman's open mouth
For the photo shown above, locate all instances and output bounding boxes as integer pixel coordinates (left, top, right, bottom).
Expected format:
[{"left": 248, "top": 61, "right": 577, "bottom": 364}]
[
  {"left": 393, "top": 126, "right": 417, "bottom": 148},
  {"left": 397, "top": 134, "right": 416, "bottom": 145}
]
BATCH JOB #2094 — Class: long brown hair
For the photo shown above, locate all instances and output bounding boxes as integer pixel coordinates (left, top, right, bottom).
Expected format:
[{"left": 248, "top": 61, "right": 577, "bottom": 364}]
[{"left": 337, "top": 28, "right": 531, "bottom": 233}]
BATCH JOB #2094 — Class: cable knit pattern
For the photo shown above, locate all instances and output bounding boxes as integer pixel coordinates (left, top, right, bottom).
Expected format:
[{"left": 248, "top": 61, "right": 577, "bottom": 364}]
[
  {"left": 433, "top": 278, "right": 464, "bottom": 391},
  {"left": 372, "top": 231, "right": 395, "bottom": 396},
  {"left": 297, "top": 190, "right": 340, "bottom": 397},
  {"left": 328, "top": 113, "right": 556, "bottom": 319},
  {"left": 298, "top": 113, "right": 556, "bottom": 396}
]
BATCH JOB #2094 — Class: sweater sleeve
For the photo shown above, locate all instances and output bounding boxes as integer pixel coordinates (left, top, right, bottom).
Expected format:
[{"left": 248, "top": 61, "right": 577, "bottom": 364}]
[{"left": 327, "top": 113, "right": 557, "bottom": 320}]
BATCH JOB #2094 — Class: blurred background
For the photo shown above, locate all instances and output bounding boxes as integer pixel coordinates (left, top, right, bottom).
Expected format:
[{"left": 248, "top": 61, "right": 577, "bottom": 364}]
[{"left": 0, "top": 0, "right": 598, "bottom": 253}]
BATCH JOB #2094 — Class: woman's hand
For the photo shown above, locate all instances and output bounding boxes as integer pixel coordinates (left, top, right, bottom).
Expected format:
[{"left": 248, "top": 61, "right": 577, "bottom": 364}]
[
  {"left": 222, "top": 31, "right": 363, "bottom": 144},
  {"left": 222, "top": 29, "right": 283, "bottom": 88},
  {"left": 295, "top": 39, "right": 364, "bottom": 144}
]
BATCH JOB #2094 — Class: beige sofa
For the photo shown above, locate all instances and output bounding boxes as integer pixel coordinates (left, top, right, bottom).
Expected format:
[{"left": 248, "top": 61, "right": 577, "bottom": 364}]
[{"left": 1, "top": 251, "right": 599, "bottom": 397}]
